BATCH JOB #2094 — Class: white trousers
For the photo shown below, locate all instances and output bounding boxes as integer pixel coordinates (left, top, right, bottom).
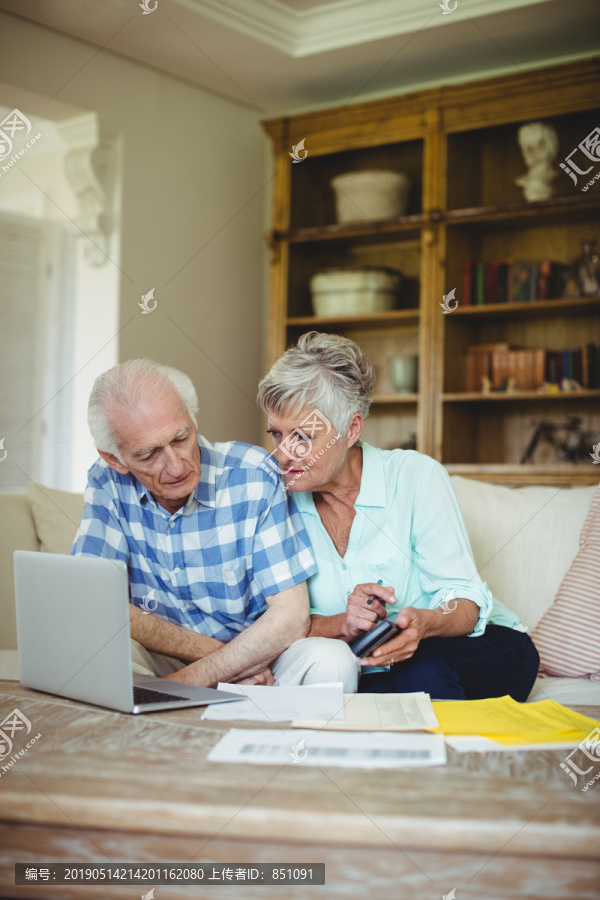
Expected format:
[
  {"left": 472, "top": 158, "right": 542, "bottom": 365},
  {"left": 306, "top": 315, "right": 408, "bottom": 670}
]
[
  {"left": 131, "top": 636, "right": 360, "bottom": 693},
  {"left": 271, "top": 637, "right": 360, "bottom": 692}
]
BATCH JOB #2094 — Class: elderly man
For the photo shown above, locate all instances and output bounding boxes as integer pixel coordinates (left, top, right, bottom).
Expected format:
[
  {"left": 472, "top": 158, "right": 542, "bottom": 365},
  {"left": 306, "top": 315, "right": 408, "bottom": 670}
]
[{"left": 71, "top": 358, "right": 359, "bottom": 690}]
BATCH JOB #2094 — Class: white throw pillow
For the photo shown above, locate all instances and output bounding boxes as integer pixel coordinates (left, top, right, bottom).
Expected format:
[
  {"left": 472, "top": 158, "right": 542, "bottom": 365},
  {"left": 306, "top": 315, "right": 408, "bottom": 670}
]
[{"left": 449, "top": 476, "right": 596, "bottom": 631}]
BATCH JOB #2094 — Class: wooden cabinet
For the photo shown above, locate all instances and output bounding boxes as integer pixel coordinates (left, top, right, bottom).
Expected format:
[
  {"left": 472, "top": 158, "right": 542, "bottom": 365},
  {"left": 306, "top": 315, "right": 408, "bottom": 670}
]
[{"left": 263, "top": 58, "right": 600, "bottom": 485}]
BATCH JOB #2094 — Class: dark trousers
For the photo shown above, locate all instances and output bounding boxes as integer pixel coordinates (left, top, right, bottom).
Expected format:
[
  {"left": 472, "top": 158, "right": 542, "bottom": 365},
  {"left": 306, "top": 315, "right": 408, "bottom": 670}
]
[{"left": 358, "top": 624, "right": 540, "bottom": 701}]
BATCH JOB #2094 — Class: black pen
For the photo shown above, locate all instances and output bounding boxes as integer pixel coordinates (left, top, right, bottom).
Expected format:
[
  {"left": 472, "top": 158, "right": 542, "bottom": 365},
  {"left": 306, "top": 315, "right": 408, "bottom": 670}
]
[{"left": 366, "top": 579, "right": 383, "bottom": 605}]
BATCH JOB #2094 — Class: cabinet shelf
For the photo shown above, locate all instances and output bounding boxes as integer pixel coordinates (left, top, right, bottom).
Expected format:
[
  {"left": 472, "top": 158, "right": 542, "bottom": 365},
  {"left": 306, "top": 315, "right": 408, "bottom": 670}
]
[
  {"left": 372, "top": 394, "right": 419, "bottom": 404},
  {"left": 287, "top": 310, "right": 420, "bottom": 329},
  {"left": 445, "top": 195, "right": 600, "bottom": 229},
  {"left": 451, "top": 297, "right": 600, "bottom": 318},
  {"left": 275, "top": 197, "right": 600, "bottom": 240},
  {"left": 275, "top": 216, "right": 424, "bottom": 245},
  {"left": 444, "top": 464, "right": 599, "bottom": 487},
  {"left": 265, "top": 59, "right": 600, "bottom": 486},
  {"left": 443, "top": 390, "right": 600, "bottom": 402}
]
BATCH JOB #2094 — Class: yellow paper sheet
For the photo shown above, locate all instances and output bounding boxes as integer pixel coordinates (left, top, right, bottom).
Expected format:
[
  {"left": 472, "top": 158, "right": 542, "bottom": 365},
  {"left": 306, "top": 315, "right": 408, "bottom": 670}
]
[{"left": 430, "top": 695, "right": 600, "bottom": 746}]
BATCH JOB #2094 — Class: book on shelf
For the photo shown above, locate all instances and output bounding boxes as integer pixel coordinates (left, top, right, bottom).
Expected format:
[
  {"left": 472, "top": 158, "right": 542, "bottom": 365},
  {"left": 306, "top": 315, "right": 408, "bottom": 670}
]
[
  {"left": 466, "top": 343, "right": 600, "bottom": 392},
  {"left": 473, "top": 263, "right": 485, "bottom": 305},
  {"left": 461, "top": 259, "right": 570, "bottom": 305},
  {"left": 497, "top": 261, "right": 512, "bottom": 303},
  {"left": 587, "top": 343, "right": 599, "bottom": 387},
  {"left": 539, "top": 260, "right": 570, "bottom": 300},
  {"left": 465, "top": 343, "right": 509, "bottom": 392},
  {"left": 491, "top": 348, "right": 546, "bottom": 390},
  {"left": 463, "top": 261, "right": 473, "bottom": 306},
  {"left": 484, "top": 261, "right": 499, "bottom": 305},
  {"left": 513, "top": 262, "right": 533, "bottom": 303}
]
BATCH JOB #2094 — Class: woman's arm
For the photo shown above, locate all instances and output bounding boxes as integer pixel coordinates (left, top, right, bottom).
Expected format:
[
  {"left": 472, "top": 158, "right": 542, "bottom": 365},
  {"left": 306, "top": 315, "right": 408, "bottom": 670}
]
[
  {"left": 308, "top": 613, "right": 348, "bottom": 639},
  {"left": 408, "top": 458, "right": 494, "bottom": 635}
]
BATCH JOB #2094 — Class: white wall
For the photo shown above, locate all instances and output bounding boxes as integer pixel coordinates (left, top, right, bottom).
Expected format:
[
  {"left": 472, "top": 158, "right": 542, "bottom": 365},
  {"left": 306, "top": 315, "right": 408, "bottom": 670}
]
[{"left": 0, "top": 12, "right": 268, "bottom": 491}]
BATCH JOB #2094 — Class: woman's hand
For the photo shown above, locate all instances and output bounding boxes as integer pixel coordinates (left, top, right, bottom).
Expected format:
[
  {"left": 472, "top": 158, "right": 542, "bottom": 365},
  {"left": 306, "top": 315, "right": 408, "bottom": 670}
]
[
  {"left": 342, "top": 583, "right": 397, "bottom": 641},
  {"left": 359, "top": 606, "right": 429, "bottom": 667},
  {"left": 358, "top": 598, "right": 480, "bottom": 666}
]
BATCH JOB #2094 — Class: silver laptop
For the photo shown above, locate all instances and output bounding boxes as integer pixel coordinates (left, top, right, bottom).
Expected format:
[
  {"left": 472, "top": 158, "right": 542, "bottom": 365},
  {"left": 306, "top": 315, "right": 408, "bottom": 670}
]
[{"left": 14, "top": 551, "right": 241, "bottom": 714}]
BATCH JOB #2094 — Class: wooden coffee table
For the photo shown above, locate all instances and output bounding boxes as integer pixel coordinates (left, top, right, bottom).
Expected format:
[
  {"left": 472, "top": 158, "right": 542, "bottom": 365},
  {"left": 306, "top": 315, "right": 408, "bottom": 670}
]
[{"left": 0, "top": 681, "right": 598, "bottom": 900}]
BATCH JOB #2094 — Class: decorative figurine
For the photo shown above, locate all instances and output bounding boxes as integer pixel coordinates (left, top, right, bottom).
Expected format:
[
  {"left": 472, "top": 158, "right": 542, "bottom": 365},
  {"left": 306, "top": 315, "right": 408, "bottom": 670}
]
[
  {"left": 515, "top": 121, "right": 559, "bottom": 202},
  {"left": 520, "top": 416, "right": 596, "bottom": 464},
  {"left": 573, "top": 238, "right": 600, "bottom": 297}
]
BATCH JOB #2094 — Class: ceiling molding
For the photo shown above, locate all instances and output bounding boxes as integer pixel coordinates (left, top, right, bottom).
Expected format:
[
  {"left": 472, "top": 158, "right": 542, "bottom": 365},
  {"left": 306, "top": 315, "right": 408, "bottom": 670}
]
[
  {"left": 178, "top": 0, "right": 557, "bottom": 57},
  {"left": 1, "top": 0, "right": 596, "bottom": 115},
  {"left": 175, "top": 0, "right": 297, "bottom": 54}
]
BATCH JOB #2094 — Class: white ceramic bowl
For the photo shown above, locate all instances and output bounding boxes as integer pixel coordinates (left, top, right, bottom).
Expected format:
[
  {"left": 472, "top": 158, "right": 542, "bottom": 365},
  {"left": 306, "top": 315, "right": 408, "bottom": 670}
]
[
  {"left": 330, "top": 170, "right": 411, "bottom": 223},
  {"left": 310, "top": 268, "right": 402, "bottom": 317}
]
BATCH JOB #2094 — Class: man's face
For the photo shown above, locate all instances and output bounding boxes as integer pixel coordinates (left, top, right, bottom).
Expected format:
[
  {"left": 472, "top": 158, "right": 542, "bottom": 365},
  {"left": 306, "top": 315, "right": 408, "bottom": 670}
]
[{"left": 99, "top": 386, "right": 202, "bottom": 514}]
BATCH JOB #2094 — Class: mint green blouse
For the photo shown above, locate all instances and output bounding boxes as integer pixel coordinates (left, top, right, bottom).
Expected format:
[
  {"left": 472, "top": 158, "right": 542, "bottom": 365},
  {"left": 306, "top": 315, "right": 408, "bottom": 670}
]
[{"left": 293, "top": 443, "right": 522, "bottom": 639}]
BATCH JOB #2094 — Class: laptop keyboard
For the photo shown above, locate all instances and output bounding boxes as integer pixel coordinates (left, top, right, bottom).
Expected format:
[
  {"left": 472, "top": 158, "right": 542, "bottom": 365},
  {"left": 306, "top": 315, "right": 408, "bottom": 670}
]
[{"left": 133, "top": 685, "right": 187, "bottom": 705}]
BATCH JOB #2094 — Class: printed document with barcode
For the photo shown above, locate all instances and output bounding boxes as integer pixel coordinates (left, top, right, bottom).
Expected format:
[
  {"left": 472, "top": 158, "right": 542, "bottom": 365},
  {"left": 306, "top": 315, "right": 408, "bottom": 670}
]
[{"left": 207, "top": 729, "right": 447, "bottom": 768}]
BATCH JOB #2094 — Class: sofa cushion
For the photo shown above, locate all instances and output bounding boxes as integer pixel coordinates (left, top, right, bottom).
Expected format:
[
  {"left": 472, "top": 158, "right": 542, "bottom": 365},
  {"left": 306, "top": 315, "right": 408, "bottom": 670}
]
[
  {"left": 450, "top": 476, "right": 596, "bottom": 631},
  {"left": 0, "top": 493, "right": 40, "bottom": 650},
  {"left": 527, "top": 675, "right": 600, "bottom": 706},
  {"left": 0, "top": 643, "right": 171, "bottom": 684},
  {"left": 28, "top": 484, "right": 85, "bottom": 555},
  {"left": 531, "top": 484, "right": 600, "bottom": 680},
  {"left": 0, "top": 649, "right": 19, "bottom": 680}
]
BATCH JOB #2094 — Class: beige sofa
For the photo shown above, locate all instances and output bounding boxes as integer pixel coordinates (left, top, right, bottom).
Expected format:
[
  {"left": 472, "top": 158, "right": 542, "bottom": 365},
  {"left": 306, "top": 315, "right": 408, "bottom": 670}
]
[
  {"left": 0, "top": 484, "right": 163, "bottom": 681},
  {"left": 1, "top": 479, "right": 599, "bottom": 704}
]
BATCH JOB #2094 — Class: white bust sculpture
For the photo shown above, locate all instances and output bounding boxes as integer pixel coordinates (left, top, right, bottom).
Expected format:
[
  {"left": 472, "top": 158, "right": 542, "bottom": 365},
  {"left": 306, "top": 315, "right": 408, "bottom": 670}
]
[{"left": 515, "top": 121, "right": 559, "bottom": 202}]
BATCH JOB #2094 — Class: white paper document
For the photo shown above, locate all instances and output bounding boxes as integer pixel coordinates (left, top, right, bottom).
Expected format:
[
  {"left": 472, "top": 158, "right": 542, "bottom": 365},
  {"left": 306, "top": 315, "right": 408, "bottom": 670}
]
[
  {"left": 445, "top": 735, "right": 593, "bottom": 753},
  {"left": 201, "top": 682, "right": 344, "bottom": 722},
  {"left": 293, "top": 692, "right": 439, "bottom": 732},
  {"left": 208, "top": 728, "right": 447, "bottom": 768}
]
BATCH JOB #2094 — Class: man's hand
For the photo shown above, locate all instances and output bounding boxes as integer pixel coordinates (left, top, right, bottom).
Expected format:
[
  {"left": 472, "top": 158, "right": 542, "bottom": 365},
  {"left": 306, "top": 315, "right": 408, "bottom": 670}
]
[
  {"left": 342, "top": 583, "right": 396, "bottom": 640},
  {"left": 233, "top": 667, "right": 275, "bottom": 686}
]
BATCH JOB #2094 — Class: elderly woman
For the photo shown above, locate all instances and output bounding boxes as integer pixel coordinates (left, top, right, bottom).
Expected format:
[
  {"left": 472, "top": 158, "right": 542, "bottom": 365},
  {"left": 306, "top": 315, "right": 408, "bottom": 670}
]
[{"left": 257, "top": 332, "right": 540, "bottom": 700}]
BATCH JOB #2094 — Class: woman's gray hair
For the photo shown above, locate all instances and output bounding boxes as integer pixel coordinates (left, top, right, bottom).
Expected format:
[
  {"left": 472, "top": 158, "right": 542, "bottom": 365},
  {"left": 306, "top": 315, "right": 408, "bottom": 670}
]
[
  {"left": 88, "top": 359, "right": 198, "bottom": 462},
  {"left": 257, "top": 332, "right": 375, "bottom": 434}
]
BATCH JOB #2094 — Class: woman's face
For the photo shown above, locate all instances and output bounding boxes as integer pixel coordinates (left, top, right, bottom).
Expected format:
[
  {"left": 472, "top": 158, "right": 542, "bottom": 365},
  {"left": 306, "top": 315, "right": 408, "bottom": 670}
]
[{"left": 266, "top": 406, "right": 352, "bottom": 492}]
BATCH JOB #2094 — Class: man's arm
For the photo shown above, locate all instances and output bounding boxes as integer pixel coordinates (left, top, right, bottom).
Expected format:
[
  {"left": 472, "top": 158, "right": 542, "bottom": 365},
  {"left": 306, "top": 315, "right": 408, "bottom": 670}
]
[
  {"left": 129, "top": 604, "right": 223, "bottom": 662},
  {"left": 163, "top": 581, "right": 310, "bottom": 687}
]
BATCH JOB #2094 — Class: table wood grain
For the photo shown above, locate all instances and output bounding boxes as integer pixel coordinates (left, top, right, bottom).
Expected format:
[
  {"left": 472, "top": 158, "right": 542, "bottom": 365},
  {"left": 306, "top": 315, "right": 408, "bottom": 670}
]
[{"left": 1, "top": 682, "right": 599, "bottom": 899}]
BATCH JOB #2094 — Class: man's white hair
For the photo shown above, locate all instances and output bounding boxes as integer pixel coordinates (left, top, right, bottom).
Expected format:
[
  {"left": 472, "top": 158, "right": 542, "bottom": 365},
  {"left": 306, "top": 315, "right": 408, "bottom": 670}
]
[
  {"left": 257, "top": 331, "right": 375, "bottom": 434},
  {"left": 88, "top": 359, "right": 198, "bottom": 463}
]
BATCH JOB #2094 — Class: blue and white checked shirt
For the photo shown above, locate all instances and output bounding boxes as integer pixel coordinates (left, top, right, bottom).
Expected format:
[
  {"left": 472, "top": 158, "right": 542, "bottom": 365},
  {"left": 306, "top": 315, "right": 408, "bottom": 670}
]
[{"left": 71, "top": 435, "right": 316, "bottom": 642}]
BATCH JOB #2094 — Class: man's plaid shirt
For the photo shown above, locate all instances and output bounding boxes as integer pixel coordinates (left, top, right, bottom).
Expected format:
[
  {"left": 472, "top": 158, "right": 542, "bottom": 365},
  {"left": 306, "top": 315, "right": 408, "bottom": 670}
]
[{"left": 71, "top": 434, "right": 316, "bottom": 641}]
